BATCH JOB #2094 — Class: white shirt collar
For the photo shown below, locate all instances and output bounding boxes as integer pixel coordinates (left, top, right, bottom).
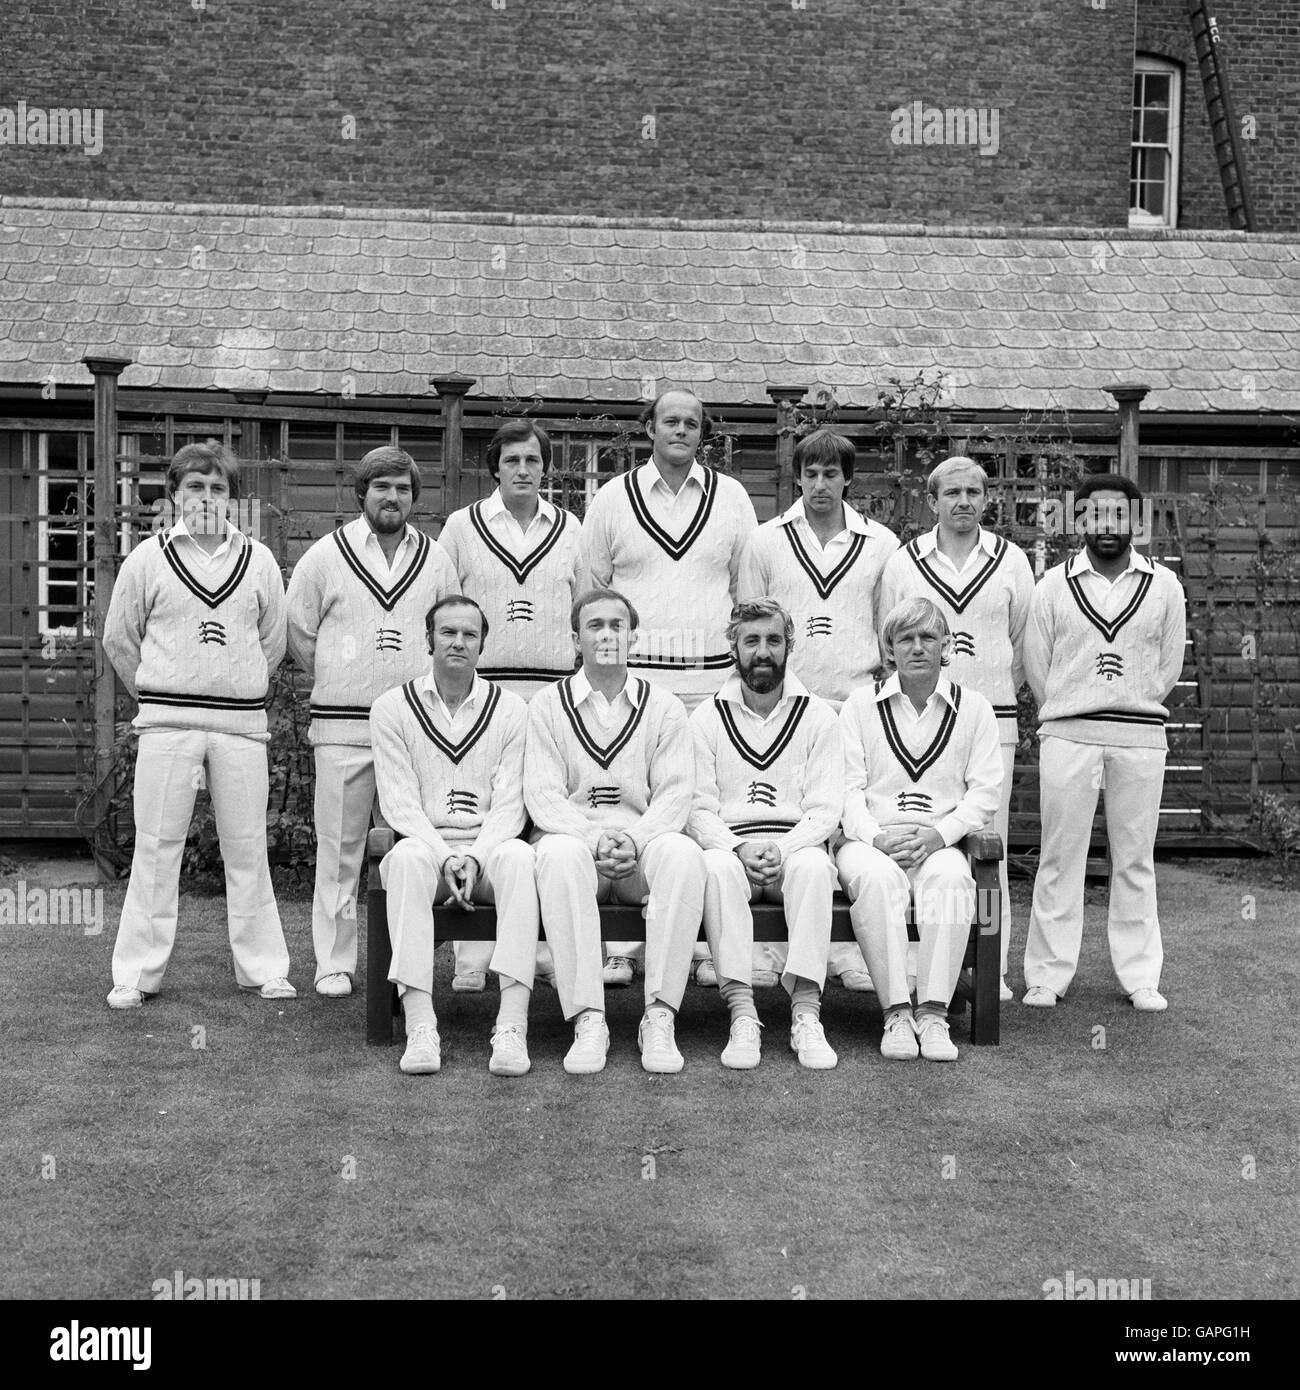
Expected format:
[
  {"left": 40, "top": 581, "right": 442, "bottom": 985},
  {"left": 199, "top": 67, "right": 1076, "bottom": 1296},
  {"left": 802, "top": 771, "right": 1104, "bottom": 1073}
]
[
  {"left": 419, "top": 670, "right": 486, "bottom": 712},
  {"left": 874, "top": 671, "right": 958, "bottom": 711},
  {"left": 640, "top": 458, "right": 706, "bottom": 496},
  {"left": 778, "top": 498, "right": 871, "bottom": 535},
  {"left": 346, "top": 513, "right": 419, "bottom": 554},
  {"left": 571, "top": 667, "right": 642, "bottom": 708},
  {"left": 169, "top": 517, "right": 239, "bottom": 555},
  {"left": 1068, "top": 546, "right": 1154, "bottom": 578},
  {"left": 912, "top": 524, "right": 999, "bottom": 559},
  {"left": 481, "top": 488, "right": 556, "bottom": 526},
  {"left": 716, "top": 667, "right": 811, "bottom": 710}
]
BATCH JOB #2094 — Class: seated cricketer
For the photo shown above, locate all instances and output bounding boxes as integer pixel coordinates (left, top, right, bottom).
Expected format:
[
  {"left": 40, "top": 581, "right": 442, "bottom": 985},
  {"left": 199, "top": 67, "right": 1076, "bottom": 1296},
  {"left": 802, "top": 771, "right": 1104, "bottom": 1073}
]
[
  {"left": 836, "top": 597, "right": 1003, "bottom": 1063},
  {"left": 370, "top": 596, "right": 540, "bottom": 1078},
  {"left": 524, "top": 588, "right": 706, "bottom": 1076},
  {"left": 688, "top": 598, "right": 845, "bottom": 1071}
]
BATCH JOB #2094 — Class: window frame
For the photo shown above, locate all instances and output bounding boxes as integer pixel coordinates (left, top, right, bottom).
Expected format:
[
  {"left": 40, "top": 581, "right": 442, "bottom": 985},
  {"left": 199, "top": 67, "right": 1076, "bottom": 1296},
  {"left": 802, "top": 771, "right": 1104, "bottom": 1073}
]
[{"left": 1130, "top": 54, "right": 1183, "bottom": 229}]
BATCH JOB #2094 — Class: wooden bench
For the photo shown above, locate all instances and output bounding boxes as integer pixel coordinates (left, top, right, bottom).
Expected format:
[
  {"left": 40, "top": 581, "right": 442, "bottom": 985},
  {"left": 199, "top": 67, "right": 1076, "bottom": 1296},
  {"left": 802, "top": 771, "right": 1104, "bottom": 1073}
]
[{"left": 364, "top": 827, "right": 1004, "bottom": 1047}]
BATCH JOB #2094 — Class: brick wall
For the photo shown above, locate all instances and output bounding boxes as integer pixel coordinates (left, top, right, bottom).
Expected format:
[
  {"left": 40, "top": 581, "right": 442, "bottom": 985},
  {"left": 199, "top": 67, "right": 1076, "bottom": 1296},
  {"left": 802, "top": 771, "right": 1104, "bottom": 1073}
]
[
  {"left": 1140, "top": 0, "right": 1299, "bottom": 233},
  {"left": 2, "top": 0, "right": 1137, "bottom": 225}
]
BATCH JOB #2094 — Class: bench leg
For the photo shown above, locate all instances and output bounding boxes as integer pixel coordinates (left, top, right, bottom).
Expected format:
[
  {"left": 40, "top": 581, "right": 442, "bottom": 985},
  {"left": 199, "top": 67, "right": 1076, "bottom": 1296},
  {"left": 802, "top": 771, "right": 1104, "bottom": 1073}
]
[
  {"left": 970, "top": 883, "right": 1001, "bottom": 1045},
  {"left": 366, "top": 874, "right": 396, "bottom": 1046}
]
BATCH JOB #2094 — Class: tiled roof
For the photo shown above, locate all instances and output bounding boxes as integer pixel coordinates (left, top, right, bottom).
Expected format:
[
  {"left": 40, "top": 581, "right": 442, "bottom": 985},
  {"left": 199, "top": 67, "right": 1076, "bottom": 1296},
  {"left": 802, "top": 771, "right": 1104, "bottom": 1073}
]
[{"left": 2, "top": 197, "right": 1299, "bottom": 413}]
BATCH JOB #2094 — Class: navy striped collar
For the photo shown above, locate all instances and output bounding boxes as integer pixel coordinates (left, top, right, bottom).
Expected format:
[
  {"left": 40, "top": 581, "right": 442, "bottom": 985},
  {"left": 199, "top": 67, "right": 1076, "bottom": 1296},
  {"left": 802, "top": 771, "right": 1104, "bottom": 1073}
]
[
  {"left": 875, "top": 677, "right": 963, "bottom": 783},
  {"left": 158, "top": 530, "right": 252, "bottom": 610},
  {"left": 624, "top": 464, "right": 718, "bottom": 561},
  {"left": 333, "top": 526, "right": 431, "bottom": 612},
  {"left": 400, "top": 678, "right": 501, "bottom": 764},
  {"left": 557, "top": 674, "right": 649, "bottom": 770},
  {"left": 467, "top": 499, "right": 568, "bottom": 583},
  {"left": 905, "top": 531, "right": 1008, "bottom": 613}
]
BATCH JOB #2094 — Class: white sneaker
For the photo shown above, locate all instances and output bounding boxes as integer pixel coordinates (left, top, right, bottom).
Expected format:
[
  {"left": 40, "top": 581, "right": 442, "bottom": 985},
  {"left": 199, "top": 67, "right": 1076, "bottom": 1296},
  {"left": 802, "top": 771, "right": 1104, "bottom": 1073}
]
[
  {"left": 107, "top": 985, "right": 144, "bottom": 1010},
  {"left": 488, "top": 1025, "right": 531, "bottom": 1076},
  {"left": 999, "top": 977, "right": 1014, "bottom": 1003},
  {"left": 917, "top": 1014, "right": 959, "bottom": 1062},
  {"left": 1022, "top": 985, "right": 1058, "bottom": 1008},
  {"left": 692, "top": 958, "right": 719, "bottom": 988},
  {"left": 400, "top": 1022, "right": 441, "bottom": 1074},
  {"left": 790, "top": 1014, "right": 838, "bottom": 1070},
  {"left": 259, "top": 977, "right": 296, "bottom": 999},
  {"left": 564, "top": 1012, "right": 610, "bottom": 1075},
  {"left": 316, "top": 973, "right": 352, "bottom": 998},
  {"left": 720, "top": 1016, "right": 762, "bottom": 1070},
  {"left": 639, "top": 1009, "right": 684, "bottom": 1074},
  {"left": 880, "top": 1010, "right": 919, "bottom": 1060},
  {"left": 840, "top": 968, "right": 875, "bottom": 992},
  {"left": 452, "top": 970, "right": 487, "bottom": 993},
  {"left": 603, "top": 956, "right": 635, "bottom": 987},
  {"left": 1129, "top": 987, "right": 1168, "bottom": 1012}
]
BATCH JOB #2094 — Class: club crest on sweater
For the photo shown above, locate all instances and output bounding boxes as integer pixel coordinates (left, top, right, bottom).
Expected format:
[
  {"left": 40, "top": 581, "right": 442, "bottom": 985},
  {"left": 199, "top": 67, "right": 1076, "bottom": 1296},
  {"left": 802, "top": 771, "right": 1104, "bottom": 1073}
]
[
  {"left": 587, "top": 785, "right": 622, "bottom": 808},
  {"left": 805, "top": 616, "right": 833, "bottom": 637},
  {"left": 197, "top": 620, "right": 226, "bottom": 646},
  {"left": 951, "top": 630, "right": 975, "bottom": 656},
  {"left": 445, "top": 789, "right": 478, "bottom": 816},
  {"left": 1096, "top": 652, "right": 1123, "bottom": 680},
  {"left": 505, "top": 598, "right": 535, "bottom": 623},
  {"left": 375, "top": 627, "right": 402, "bottom": 652},
  {"left": 896, "top": 790, "right": 933, "bottom": 813},
  {"left": 745, "top": 780, "right": 778, "bottom": 806}
]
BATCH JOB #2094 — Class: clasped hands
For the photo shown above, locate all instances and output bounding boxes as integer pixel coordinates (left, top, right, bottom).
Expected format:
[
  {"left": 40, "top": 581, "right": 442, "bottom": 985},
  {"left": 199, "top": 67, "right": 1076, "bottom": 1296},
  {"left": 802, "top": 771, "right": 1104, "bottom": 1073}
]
[
  {"left": 595, "top": 830, "right": 639, "bottom": 880},
  {"left": 872, "top": 824, "right": 945, "bottom": 870}
]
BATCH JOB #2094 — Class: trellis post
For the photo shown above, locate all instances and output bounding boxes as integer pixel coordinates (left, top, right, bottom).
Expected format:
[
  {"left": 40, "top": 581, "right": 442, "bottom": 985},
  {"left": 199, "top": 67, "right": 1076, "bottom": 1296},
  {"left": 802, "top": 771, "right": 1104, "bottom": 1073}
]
[
  {"left": 431, "top": 374, "right": 476, "bottom": 515},
  {"left": 83, "top": 354, "right": 133, "bottom": 874},
  {"left": 766, "top": 384, "right": 809, "bottom": 515}
]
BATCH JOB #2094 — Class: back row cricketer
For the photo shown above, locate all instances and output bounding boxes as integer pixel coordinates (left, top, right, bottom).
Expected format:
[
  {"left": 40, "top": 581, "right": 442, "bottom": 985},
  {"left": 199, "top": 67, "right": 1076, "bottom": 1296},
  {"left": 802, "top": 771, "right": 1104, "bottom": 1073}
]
[
  {"left": 104, "top": 443, "right": 296, "bottom": 1007},
  {"left": 287, "top": 447, "right": 457, "bottom": 997}
]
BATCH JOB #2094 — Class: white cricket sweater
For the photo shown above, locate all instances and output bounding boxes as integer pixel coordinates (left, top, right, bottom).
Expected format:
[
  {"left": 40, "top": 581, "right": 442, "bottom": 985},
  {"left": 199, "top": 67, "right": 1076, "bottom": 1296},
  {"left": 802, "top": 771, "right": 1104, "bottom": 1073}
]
[
  {"left": 688, "top": 671, "right": 844, "bottom": 858},
  {"left": 738, "top": 500, "right": 899, "bottom": 707},
  {"left": 438, "top": 493, "right": 583, "bottom": 698},
  {"left": 880, "top": 526, "right": 1035, "bottom": 744},
  {"left": 285, "top": 518, "right": 457, "bottom": 747},
  {"left": 840, "top": 674, "right": 1003, "bottom": 847},
  {"left": 103, "top": 524, "right": 286, "bottom": 740},
  {"left": 581, "top": 462, "right": 758, "bottom": 702},
  {"left": 524, "top": 673, "right": 695, "bottom": 857},
  {"left": 1024, "top": 550, "right": 1187, "bottom": 751},
  {"left": 369, "top": 674, "right": 527, "bottom": 871}
]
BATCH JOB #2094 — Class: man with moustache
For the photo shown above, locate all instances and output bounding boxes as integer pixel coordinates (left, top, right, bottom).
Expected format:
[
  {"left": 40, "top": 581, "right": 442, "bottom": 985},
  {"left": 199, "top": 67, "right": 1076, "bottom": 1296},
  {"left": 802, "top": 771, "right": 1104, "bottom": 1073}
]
[
  {"left": 1021, "top": 473, "right": 1185, "bottom": 1012},
  {"left": 287, "top": 446, "right": 457, "bottom": 997},
  {"left": 688, "top": 599, "right": 844, "bottom": 1070}
]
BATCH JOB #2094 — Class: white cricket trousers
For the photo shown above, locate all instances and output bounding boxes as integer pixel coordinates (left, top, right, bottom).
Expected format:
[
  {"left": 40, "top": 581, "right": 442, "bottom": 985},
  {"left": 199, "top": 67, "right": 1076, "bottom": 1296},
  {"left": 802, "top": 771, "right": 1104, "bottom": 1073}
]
[
  {"left": 702, "top": 845, "right": 836, "bottom": 991},
  {"left": 835, "top": 840, "right": 974, "bottom": 1008},
  {"left": 311, "top": 743, "right": 388, "bottom": 983},
  {"left": 112, "top": 728, "right": 289, "bottom": 993},
  {"left": 536, "top": 831, "right": 706, "bottom": 1020},
  {"left": 1024, "top": 737, "right": 1165, "bottom": 997},
  {"left": 381, "top": 837, "right": 542, "bottom": 992},
  {"left": 826, "top": 743, "right": 1015, "bottom": 980}
]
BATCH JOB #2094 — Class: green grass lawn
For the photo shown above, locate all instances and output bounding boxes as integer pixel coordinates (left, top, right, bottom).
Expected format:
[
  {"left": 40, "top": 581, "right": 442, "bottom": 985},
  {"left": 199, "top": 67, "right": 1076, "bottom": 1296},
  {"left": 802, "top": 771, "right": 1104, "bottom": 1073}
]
[{"left": 2, "top": 858, "right": 1296, "bottom": 1301}]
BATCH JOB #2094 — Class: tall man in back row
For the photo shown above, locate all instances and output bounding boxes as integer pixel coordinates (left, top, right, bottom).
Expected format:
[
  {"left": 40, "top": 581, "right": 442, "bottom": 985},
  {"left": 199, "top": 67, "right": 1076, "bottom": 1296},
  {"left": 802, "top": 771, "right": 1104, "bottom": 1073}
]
[
  {"left": 582, "top": 388, "right": 757, "bottom": 985},
  {"left": 287, "top": 446, "right": 457, "bottom": 998},
  {"left": 881, "top": 455, "right": 1034, "bottom": 1002},
  {"left": 1022, "top": 473, "right": 1186, "bottom": 1013}
]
